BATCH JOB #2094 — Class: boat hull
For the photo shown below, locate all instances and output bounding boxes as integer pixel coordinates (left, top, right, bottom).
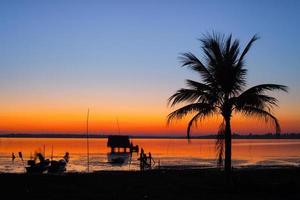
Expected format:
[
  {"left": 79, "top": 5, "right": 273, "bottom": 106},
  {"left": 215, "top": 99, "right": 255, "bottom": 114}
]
[{"left": 107, "top": 152, "right": 131, "bottom": 165}]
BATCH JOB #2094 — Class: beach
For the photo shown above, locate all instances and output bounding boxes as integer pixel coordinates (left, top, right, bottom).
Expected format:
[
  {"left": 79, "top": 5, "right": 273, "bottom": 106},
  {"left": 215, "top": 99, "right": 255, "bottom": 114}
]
[
  {"left": 1, "top": 168, "right": 300, "bottom": 200},
  {"left": 1, "top": 138, "right": 300, "bottom": 199}
]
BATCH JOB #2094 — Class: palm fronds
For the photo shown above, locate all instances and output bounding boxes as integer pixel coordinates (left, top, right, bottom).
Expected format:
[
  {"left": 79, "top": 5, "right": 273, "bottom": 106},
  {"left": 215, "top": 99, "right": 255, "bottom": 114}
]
[
  {"left": 180, "top": 52, "right": 215, "bottom": 86},
  {"left": 237, "top": 106, "right": 281, "bottom": 134},
  {"left": 167, "top": 103, "right": 212, "bottom": 125},
  {"left": 167, "top": 32, "right": 287, "bottom": 171},
  {"left": 237, "top": 34, "right": 260, "bottom": 66}
]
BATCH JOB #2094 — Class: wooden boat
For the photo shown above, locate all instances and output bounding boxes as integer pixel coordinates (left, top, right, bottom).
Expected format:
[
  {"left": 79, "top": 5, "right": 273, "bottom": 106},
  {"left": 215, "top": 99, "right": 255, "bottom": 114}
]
[
  {"left": 48, "top": 152, "right": 70, "bottom": 174},
  {"left": 107, "top": 152, "right": 130, "bottom": 165},
  {"left": 48, "top": 159, "right": 67, "bottom": 173},
  {"left": 25, "top": 153, "right": 50, "bottom": 174},
  {"left": 107, "top": 135, "right": 139, "bottom": 165}
]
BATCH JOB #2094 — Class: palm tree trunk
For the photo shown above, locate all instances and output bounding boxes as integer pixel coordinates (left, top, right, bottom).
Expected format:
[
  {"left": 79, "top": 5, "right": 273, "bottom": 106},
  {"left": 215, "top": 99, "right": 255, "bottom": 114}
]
[{"left": 224, "top": 116, "right": 232, "bottom": 175}]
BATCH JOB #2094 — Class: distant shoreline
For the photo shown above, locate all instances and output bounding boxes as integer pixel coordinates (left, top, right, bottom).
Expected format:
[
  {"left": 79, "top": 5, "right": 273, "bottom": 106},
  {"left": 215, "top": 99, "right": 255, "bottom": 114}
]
[{"left": 1, "top": 133, "right": 300, "bottom": 139}]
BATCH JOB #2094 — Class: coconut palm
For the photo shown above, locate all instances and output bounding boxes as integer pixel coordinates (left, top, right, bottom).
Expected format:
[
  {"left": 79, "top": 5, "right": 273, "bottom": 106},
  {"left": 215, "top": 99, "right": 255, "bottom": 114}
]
[{"left": 167, "top": 33, "right": 287, "bottom": 174}]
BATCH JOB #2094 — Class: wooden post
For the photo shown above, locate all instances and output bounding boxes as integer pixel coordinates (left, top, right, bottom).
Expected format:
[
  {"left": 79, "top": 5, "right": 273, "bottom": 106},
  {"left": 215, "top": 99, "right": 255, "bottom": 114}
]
[{"left": 86, "top": 109, "right": 90, "bottom": 172}]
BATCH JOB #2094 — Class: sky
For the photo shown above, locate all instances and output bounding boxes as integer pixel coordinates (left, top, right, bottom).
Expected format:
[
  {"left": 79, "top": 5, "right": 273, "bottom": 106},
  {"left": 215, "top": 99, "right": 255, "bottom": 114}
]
[{"left": 0, "top": 0, "right": 299, "bottom": 136}]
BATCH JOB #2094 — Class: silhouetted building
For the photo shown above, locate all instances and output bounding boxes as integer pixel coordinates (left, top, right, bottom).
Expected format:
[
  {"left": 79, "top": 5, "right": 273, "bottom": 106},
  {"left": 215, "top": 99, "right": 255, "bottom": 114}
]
[{"left": 107, "top": 135, "right": 130, "bottom": 153}]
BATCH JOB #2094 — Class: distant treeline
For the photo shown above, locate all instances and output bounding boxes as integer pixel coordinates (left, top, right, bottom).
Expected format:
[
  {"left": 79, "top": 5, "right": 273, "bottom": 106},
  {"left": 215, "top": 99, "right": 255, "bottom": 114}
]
[
  {"left": 0, "top": 133, "right": 300, "bottom": 139},
  {"left": 0, "top": 133, "right": 107, "bottom": 139},
  {"left": 195, "top": 133, "right": 300, "bottom": 139}
]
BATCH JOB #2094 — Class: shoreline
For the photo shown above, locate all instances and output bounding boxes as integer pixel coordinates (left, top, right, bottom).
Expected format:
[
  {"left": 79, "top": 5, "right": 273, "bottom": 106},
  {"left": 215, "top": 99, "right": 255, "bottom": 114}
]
[
  {"left": 1, "top": 133, "right": 300, "bottom": 139},
  {"left": 1, "top": 168, "right": 300, "bottom": 199},
  {"left": 1, "top": 164, "right": 299, "bottom": 175}
]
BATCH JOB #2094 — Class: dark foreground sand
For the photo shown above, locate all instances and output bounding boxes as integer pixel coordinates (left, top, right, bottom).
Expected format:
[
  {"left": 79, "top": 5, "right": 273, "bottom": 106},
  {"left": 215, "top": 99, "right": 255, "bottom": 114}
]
[{"left": 1, "top": 168, "right": 300, "bottom": 200}]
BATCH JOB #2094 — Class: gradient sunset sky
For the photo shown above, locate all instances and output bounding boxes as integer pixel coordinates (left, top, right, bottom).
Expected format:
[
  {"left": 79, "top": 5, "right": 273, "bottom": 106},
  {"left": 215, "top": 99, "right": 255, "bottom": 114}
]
[{"left": 0, "top": 0, "right": 299, "bottom": 136}]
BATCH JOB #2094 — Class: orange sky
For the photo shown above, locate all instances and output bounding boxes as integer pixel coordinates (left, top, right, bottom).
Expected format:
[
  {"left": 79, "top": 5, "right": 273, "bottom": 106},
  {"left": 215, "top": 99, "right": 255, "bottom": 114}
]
[
  {"left": 1, "top": 1, "right": 300, "bottom": 136},
  {"left": 0, "top": 99, "right": 299, "bottom": 136}
]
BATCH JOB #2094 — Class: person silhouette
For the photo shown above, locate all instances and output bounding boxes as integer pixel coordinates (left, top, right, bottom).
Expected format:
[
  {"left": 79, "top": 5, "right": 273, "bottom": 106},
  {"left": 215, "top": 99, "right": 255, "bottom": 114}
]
[
  {"left": 148, "top": 152, "right": 155, "bottom": 169},
  {"left": 18, "top": 152, "right": 23, "bottom": 161},
  {"left": 64, "top": 152, "right": 70, "bottom": 162},
  {"left": 139, "top": 148, "right": 145, "bottom": 171},
  {"left": 12, "top": 153, "right": 16, "bottom": 162}
]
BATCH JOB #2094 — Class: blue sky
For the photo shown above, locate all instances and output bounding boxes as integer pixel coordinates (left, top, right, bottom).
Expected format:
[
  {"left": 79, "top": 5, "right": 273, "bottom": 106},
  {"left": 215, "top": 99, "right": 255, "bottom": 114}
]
[{"left": 0, "top": 0, "right": 299, "bottom": 134}]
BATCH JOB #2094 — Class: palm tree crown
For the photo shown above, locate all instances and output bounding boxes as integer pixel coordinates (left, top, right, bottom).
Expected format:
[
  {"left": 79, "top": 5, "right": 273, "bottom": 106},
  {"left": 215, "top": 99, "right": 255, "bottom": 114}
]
[{"left": 167, "top": 33, "right": 287, "bottom": 172}]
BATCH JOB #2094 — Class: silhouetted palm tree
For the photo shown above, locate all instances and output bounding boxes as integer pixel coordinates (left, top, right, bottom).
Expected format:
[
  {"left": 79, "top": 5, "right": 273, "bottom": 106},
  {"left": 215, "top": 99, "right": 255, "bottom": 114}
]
[{"left": 167, "top": 33, "right": 287, "bottom": 174}]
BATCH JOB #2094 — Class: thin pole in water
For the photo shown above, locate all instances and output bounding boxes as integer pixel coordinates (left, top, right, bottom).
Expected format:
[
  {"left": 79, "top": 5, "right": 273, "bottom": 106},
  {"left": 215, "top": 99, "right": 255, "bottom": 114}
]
[
  {"left": 86, "top": 108, "right": 90, "bottom": 172},
  {"left": 43, "top": 144, "right": 46, "bottom": 157},
  {"left": 116, "top": 117, "right": 120, "bottom": 135},
  {"left": 51, "top": 145, "right": 53, "bottom": 161}
]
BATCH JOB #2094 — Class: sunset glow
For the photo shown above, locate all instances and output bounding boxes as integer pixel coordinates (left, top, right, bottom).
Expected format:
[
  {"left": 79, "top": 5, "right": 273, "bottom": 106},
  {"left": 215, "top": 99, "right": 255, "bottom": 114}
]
[{"left": 0, "top": 1, "right": 299, "bottom": 136}]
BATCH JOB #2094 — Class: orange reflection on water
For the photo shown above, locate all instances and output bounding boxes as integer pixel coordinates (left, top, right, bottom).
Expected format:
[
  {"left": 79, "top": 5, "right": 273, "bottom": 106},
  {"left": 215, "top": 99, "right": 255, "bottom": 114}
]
[{"left": 1, "top": 138, "right": 300, "bottom": 166}]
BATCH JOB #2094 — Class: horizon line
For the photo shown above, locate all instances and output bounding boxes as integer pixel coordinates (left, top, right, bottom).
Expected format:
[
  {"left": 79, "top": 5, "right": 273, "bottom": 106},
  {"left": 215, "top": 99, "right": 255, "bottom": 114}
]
[{"left": 1, "top": 132, "right": 300, "bottom": 139}]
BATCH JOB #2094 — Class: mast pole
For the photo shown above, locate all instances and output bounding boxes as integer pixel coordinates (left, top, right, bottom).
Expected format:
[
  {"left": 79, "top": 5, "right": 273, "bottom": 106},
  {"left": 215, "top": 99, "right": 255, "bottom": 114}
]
[
  {"left": 86, "top": 108, "right": 90, "bottom": 172},
  {"left": 51, "top": 145, "right": 53, "bottom": 161},
  {"left": 116, "top": 117, "right": 120, "bottom": 135}
]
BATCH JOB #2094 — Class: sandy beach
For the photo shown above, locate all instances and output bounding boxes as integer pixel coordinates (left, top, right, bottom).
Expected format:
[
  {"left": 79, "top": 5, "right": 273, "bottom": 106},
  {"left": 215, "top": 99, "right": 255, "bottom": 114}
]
[{"left": 1, "top": 168, "right": 300, "bottom": 200}]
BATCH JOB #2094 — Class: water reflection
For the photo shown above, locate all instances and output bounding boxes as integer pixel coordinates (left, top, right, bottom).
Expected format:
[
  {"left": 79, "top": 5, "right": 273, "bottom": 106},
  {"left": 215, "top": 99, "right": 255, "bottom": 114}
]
[{"left": 0, "top": 138, "right": 300, "bottom": 173}]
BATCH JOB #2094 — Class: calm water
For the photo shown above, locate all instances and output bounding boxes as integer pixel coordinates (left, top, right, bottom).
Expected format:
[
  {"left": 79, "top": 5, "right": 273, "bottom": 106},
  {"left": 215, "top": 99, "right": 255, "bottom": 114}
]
[{"left": 0, "top": 138, "right": 300, "bottom": 173}]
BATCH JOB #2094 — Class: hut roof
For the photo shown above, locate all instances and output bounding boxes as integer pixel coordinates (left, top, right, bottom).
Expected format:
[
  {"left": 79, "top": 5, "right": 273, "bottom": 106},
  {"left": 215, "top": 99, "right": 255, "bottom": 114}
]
[{"left": 107, "top": 135, "right": 130, "bottom": 148}]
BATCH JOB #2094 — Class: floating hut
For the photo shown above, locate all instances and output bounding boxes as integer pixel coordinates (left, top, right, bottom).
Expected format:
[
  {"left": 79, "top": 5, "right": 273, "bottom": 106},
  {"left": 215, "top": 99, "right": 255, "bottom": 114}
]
[
  {"left": 106, "top": 135, "right": 139, "bottom": 164},
  {"left": 107, "top": 135, "right": 131, "bottom": 153}
]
